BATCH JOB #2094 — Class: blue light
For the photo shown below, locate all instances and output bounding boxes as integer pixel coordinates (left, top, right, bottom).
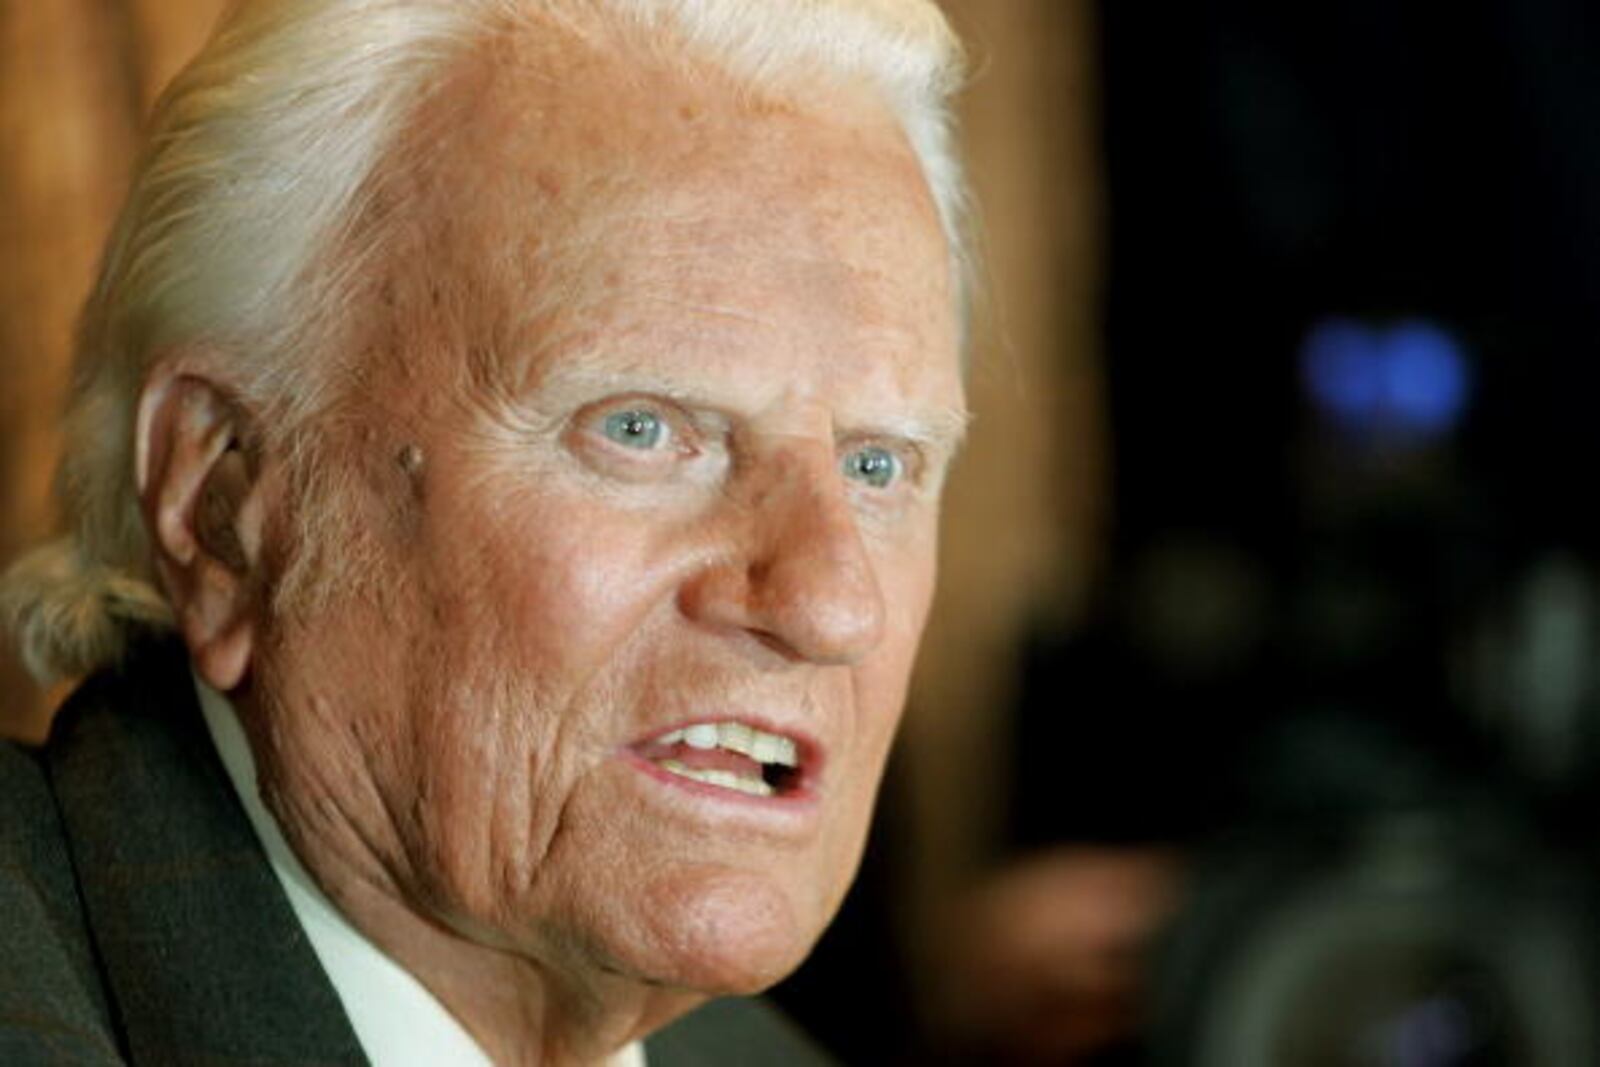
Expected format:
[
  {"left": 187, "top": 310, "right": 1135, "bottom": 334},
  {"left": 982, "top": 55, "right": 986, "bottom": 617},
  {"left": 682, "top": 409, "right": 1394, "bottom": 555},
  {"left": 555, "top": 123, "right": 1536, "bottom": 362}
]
[
  {"left": 1382, "top": 321, "right": 1470, "bottom": 433},
  {"left": 1302, "top": 318, "right": 1386, "bottom": 425},
  {"left": 1300, "top": 316, "right": 1471, "bottom": 437}
]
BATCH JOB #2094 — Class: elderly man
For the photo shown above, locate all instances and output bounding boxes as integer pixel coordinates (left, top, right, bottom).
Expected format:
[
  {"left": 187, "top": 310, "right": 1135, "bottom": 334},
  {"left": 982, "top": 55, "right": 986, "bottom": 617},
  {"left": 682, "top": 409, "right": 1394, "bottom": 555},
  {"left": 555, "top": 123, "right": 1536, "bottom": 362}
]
[{"left": 0, "top": 0, "right": 969, "bottom": 1064}]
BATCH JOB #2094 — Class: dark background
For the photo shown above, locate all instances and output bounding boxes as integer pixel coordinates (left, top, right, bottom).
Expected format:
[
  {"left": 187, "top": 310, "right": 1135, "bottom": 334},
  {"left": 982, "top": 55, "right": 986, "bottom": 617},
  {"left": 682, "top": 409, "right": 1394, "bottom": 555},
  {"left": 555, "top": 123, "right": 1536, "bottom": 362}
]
[{"left": 1040, "top": 0, "right": 1600, "bottom": 843}]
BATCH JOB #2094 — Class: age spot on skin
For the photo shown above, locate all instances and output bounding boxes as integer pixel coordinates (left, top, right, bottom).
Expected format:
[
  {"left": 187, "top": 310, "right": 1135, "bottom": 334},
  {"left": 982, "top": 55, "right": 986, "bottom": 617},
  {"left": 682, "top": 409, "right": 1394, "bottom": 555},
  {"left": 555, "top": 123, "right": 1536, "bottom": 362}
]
[{"left": 397, "top": 443, "right": 426, "bottom": 483}]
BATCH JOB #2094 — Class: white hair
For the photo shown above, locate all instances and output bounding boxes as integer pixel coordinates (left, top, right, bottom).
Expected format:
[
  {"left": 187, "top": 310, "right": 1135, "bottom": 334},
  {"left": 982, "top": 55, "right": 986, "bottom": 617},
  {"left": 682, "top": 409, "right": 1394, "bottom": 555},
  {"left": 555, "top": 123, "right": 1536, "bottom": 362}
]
[{"left": 1, "top": 0, "right": 968, "bottom": 684}]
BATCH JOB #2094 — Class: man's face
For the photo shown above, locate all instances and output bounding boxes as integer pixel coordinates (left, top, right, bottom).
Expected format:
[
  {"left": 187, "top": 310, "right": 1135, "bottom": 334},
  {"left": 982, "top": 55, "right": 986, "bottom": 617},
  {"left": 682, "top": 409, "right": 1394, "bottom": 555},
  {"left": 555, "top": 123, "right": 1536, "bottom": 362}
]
[{"left": 252, "top": 36, "right": 963, "bottom": 998}]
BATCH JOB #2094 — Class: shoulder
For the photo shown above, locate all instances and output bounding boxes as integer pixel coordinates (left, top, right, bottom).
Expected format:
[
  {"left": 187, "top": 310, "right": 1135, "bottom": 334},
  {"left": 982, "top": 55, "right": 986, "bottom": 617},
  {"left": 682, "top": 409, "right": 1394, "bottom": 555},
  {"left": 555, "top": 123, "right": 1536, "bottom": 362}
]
[
  {"left": 0, "top": 738, "right": 81, "bottom": 943},
  {"left": 647, "top": 997, "right": 837, "bottom": 1067},
  {"left": 0, "top": 738, "right": 124, "bottom": 1063},
  {"left": 0, "top": 739, "right": 63, "bottom": 862},
  {"left": 0, "top": 638, "right": 202, "bottom": 1067}
]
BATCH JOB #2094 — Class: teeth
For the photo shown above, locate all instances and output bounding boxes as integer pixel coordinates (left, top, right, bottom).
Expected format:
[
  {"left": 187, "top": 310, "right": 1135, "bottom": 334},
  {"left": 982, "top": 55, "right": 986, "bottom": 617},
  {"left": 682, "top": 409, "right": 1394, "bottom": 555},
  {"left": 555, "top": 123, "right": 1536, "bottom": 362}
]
[
  {"left": 658, "top": 760, "right": 775, "bottom": 797},
  {"left": 655, "top": 722, "right": 799, "bottom": 768},
  {"left": 751, "top": 733, "right": 784, "bottom": 765},
  {"left": 720, "top": 722, "right": 753, "bottom": 753},
  {"left": 683, "top": 724, "right": 720, "bottom": 750}
]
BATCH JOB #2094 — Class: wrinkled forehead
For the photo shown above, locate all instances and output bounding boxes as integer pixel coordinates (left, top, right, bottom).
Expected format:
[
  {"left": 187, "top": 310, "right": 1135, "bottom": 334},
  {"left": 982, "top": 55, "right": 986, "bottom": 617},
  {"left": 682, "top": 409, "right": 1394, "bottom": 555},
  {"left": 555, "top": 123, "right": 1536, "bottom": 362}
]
[{"left": 347, "top": 16, "right": 955, "bottom": 392}]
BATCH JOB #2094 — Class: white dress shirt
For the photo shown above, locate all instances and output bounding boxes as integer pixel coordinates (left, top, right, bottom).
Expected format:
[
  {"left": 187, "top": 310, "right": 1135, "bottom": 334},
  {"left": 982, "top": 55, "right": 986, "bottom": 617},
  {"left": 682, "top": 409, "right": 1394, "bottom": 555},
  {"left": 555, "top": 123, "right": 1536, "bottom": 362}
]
[{"left": 196, "top": 678, "right": 646, "bottom": 1067}]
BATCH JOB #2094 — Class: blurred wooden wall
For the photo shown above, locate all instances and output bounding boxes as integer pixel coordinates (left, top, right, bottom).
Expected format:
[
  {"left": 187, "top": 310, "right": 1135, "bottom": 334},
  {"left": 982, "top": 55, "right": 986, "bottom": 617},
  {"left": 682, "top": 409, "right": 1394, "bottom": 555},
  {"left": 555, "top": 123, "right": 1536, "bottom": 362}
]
[
  {"left": 0, "top": 1, "right": 227, "bottom": 740},
  {"left": 904, "top": 0, "right": 1105, "bottom": 996}
]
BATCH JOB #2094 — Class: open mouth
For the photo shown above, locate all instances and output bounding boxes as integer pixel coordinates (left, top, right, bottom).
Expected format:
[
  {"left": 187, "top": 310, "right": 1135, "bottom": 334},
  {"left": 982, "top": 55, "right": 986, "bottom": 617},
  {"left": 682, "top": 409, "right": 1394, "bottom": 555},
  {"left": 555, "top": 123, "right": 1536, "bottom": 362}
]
[{"left": 633, "top": 721, "right": 807, "bottom": 799}]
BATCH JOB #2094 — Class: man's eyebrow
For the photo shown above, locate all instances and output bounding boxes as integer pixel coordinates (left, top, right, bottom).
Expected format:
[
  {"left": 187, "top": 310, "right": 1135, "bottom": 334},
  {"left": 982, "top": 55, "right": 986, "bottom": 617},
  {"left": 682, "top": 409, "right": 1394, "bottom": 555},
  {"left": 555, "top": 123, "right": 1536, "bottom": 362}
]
[
  {"left": 522, "top": 351, "right": 710, "bottom": 401},
  {"left": 859, "top": 405, "right": 972, "bottom": 457}
]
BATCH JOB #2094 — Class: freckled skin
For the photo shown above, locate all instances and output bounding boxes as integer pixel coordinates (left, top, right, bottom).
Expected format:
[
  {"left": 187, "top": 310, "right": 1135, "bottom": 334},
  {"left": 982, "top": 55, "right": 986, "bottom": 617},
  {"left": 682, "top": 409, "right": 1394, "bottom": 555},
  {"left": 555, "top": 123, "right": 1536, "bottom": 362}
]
[{"left": 239, "top": 21, "right": 963, "bottom": 1067}]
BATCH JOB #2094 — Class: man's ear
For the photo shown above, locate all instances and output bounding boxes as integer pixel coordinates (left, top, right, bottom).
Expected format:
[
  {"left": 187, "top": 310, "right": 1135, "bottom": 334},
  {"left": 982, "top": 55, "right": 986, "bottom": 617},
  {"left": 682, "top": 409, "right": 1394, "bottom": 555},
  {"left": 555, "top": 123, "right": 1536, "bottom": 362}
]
[{"left": 135, "top": 363, "right": 271, "bottom": 693}]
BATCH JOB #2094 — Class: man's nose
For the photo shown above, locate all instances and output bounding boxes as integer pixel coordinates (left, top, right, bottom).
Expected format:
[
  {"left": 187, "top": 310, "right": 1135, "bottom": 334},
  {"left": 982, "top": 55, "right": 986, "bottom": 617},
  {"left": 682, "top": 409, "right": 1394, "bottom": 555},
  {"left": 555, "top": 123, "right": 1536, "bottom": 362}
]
[{"left": 679, "top": 443, "right": 886, "bottom": 666}]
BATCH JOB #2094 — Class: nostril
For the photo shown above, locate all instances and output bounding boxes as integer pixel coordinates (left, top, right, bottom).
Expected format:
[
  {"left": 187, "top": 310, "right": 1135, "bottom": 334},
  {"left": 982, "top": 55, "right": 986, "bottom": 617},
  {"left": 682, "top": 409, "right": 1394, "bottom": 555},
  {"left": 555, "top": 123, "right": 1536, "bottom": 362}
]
[{"left": 748, "top": 628, "right": 799, "bottom": 660}]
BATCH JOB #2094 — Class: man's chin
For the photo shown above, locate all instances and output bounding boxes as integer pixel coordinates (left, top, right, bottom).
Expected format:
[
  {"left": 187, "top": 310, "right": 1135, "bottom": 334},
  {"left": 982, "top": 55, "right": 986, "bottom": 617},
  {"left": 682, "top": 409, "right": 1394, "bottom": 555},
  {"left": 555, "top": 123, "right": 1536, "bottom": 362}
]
[{"left": 620, "top": 865, "right": 823, "bottom": 996}]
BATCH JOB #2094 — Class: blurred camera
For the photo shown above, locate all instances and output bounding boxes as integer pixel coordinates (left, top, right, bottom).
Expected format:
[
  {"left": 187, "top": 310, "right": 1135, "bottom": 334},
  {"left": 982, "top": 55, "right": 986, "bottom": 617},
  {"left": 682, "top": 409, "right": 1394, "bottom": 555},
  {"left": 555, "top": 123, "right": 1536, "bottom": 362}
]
[{"left": 1150, "top": 716, "right": 1600, "bottom": 1067}]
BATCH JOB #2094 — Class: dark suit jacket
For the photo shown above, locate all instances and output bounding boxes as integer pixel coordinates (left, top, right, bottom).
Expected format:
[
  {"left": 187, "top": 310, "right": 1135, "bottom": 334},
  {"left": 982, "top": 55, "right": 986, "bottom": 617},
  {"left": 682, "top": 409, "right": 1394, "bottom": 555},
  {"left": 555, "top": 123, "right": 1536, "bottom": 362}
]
[{"left": 0, "top": 640, "right": 833, "bottom": 1066}]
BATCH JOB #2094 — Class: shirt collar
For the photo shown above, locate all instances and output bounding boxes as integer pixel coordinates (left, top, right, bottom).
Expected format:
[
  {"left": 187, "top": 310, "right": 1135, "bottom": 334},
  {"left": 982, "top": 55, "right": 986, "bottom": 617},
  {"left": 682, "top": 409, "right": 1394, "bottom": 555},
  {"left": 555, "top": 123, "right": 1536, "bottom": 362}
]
[{"left": 195, "top": 676, "right": 647, "bottom": 1067}]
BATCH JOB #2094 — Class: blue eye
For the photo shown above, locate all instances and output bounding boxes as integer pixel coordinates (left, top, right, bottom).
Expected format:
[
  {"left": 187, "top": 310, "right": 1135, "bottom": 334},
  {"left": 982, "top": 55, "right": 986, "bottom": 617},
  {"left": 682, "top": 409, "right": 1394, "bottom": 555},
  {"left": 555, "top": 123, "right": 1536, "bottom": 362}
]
[
  {"left": 602, "top": 409, "right": 666, "bottom": 450},
  {"left": 843, "top": 445, "right": 902, "bottom": 489}
]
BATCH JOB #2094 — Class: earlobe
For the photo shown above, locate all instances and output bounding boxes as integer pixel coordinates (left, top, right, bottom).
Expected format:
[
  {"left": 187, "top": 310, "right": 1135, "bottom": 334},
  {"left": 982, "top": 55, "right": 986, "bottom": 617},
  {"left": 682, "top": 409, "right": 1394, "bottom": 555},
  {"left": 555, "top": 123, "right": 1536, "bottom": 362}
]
[{"left": 136, "top": 365, "right": 266, "bottom": 692}]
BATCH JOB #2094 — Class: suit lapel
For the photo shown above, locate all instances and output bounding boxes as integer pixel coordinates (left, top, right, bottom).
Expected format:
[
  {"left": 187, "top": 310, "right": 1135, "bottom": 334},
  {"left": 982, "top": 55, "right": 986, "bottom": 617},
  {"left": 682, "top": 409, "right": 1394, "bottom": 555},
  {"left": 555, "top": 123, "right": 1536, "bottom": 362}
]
[{"left": 46, "top": 640, "right": 367, "bottom": 1066}]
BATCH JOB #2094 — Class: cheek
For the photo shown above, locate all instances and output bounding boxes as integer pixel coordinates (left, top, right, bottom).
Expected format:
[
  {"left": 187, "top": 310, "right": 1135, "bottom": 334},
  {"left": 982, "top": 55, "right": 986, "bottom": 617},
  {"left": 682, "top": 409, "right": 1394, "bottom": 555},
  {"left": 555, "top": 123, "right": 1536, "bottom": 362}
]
[
  {"left": 874, "top": 503, "right": 941, "bottom": 613},
  {"left": 421, "top": 482, "right": 676, "bottom": 688},
  {"left": 827, "top": 539, "right": 936, "bottom": 827},
  {"left": 390, "top": 629, "right": 571, "bottom": 923},
  {"left": 864, "top": 534, "right": 940, "bottom": 698},
  {"left": 394, "top": 485, "right": 687, "bottom": 908}
]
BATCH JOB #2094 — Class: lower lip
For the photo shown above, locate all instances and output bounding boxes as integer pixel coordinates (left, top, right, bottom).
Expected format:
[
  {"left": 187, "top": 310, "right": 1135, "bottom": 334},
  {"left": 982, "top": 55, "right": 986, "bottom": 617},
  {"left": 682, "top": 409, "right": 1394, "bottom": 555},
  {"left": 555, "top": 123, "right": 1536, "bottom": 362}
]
[{"left": 620, "top": 751, "right": 820, "bottom": 812}]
